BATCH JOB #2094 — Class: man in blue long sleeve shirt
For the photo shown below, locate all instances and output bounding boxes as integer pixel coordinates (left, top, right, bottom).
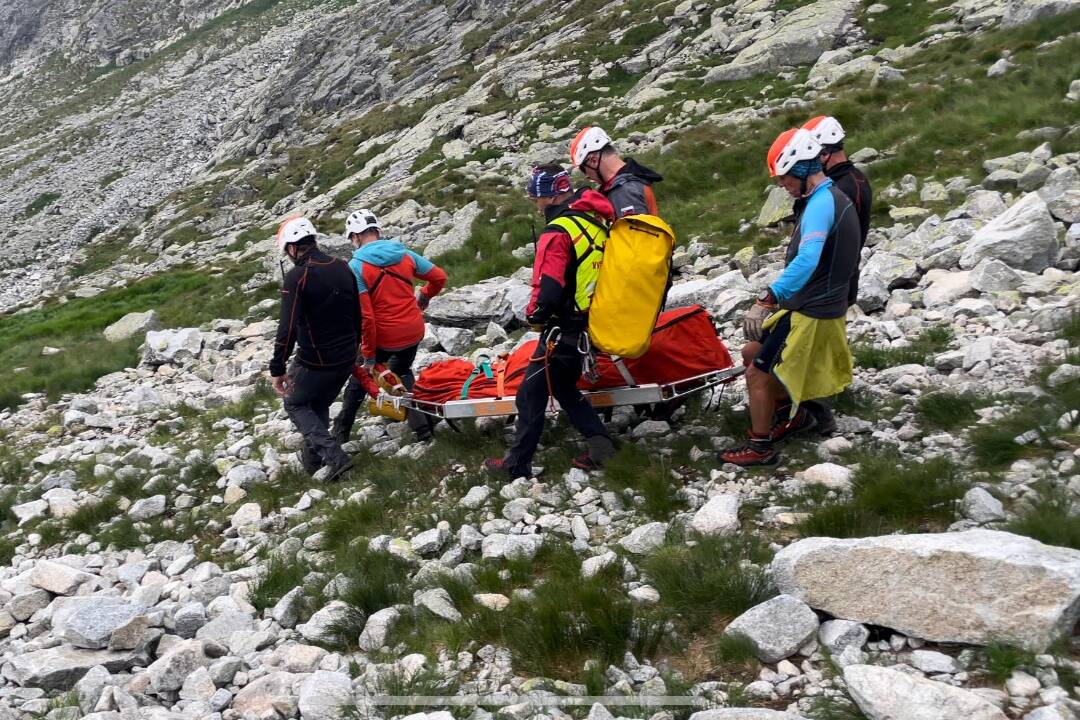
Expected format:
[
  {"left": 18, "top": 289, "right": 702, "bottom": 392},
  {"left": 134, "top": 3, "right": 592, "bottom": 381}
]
[{"left": 720, "top": 128, "right": 860, "bottom": 467}]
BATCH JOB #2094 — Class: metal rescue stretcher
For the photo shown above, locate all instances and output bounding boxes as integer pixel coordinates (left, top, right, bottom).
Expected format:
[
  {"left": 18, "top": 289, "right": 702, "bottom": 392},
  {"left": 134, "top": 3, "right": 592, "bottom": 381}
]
[{"left": 371, "top": 366, "right": 746, "bottom": 420}]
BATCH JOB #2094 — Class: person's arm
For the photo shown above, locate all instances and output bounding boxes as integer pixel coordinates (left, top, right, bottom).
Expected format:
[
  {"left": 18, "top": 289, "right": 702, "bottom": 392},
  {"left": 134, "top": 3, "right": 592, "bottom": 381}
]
[
  {"left": 349, "top": 258, "right": 378, "bottom": 364},
  {"left": 407, "top": 250, "right": 447, "bottom": 298},
  {"left": 769, "top": 192, "right": 833, "bottom": 302},
  {"left": 526, "top": 229, "right": 572, "bottom": 324},
  {"left": 270, "top": 267, "right": 304, "bottom": 378}
]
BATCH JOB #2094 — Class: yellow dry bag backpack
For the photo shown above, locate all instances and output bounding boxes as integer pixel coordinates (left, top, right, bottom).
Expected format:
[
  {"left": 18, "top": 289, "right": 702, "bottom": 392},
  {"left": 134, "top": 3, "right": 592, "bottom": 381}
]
[{"left": 588, "top": 214, "right": 676, "bottom": 358}]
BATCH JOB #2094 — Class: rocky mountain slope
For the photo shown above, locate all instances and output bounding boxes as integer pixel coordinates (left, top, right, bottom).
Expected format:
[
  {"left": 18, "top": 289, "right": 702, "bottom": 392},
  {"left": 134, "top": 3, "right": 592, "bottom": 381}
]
[{"left": 1, "top": 0, "right": 1080, "bottom": 719}]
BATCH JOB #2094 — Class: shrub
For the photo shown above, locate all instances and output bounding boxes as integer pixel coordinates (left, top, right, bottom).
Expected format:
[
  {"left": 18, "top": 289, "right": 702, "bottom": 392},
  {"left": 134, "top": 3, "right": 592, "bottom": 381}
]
[
  {"left": 66, "top": 496, "right": 121, "bottom": 535},
  {"left": 620, "top": 22, "right": 667, "bottom": 46}
]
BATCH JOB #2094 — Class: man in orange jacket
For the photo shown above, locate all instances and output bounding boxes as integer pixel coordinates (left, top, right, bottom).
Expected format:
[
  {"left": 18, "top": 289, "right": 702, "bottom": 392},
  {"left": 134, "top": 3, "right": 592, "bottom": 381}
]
[{"left": 332, "top": 208, "right": 447, "bottom": 443}]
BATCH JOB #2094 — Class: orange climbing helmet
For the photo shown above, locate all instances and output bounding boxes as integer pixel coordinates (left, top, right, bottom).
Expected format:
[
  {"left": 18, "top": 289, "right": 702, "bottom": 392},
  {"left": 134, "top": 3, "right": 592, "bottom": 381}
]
[{"left": 766, "top": 128, "right": 822, "bottom": 177}]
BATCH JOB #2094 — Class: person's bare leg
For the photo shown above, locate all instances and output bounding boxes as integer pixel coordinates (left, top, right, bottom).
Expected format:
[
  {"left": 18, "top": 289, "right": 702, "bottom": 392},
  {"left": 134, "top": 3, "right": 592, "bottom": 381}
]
[
  {"left": 746, "top": 365, "right": 778, "bottom": 435},
  {"left": 741, "top": 342, "right": 761, "bottom": 367}
]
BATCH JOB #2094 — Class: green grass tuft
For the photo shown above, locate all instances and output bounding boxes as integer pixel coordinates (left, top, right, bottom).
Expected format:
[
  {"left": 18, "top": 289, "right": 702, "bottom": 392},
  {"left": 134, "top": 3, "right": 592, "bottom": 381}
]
[
  {"left": 982, "top": 642, "right": 1036, "bottom": 684},
  {"left": 916, "top": 391, "right": 986, "bottom": 431},
  {"left": 806, "top": 695, "right": 870, "bottom": 720},
  {"left": 66, "top": 496, "right": 121, "bottom": 535},
  {"left": 798, "top": 449, "right": 965, "bottom": 538},
  {"left": 643, "top": 533, "right": 775, "bottom": 626},
  {"left": 602, "top": 444, "right": 686, "bottom": 519},
  {"left": 852, "top": 327, "right": 953, "bottom": 370},
  {"left": 1007, "top": 485, "right": 1080, "bottom": 550},
  {"left": 250, "top": 551, "right": 313, "bottom": 612},
  {"left": 23, "top": 192, "right": 60, "bottom": 218}
]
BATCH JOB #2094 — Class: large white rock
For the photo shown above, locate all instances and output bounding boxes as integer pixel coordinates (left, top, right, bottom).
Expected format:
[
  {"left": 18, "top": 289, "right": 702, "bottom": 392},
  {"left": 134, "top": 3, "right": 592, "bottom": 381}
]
[
  {"left": 862, "top": 252, "right": 919, "bottom": 290},
  {"left": 969, "top": 258, "right": 1022, "bottom": 293},
  {"left": 1003, "top": 0, "right": 1080, "bottom": 28},
  {"left": 690, "top": 494, "right": 740, "bottom": 536},
  {"left": 772, "top": 530, "right": 1080, "bottom": 651},
  {"left": 425, "top": 276, "right": 530, "bottom": 328},
  {"left": 142, "top": 328, "right": 204, "bottom": 366},
  {"left": 103, "top": 311, "right": 160, "bottom": 343},
  {"left": 844, "top": 664, "right": 1007, "bottom": 719},
  {"left": 31, "top": 560, "right": 95, "bottom": 596},
  {"left": 298, "top": 670, "right": 353, "bottom": 720},
  {"left": 358, "top": 607, "right": 400, "bottom": 651},
  {"left": 723, "top": 594, "right": 819, "bottom": 663},
  {"left": 146, "top": 639, "right": 208, "bottom": 693},
  {"left": 959, "top": 193, "right": 1059, "bottom": 273},
  {"left": 922, "top": 270, "right": 974, "bottom": 307},
  {"left": 423, "top": 201, "right": 482, "bottom": 258},
  {"left": 233, "top": 671, "right": 301, "bottom": 718},
  {"left": 1038, "top": 165, "right": 1080, "bottom": 223},
  {"left": 297, "top": 601, "right": 350, "bottom": 644},
  {"left": 618, "top": 522, "right": 668, "bottom": 555},
  {"left": 705, "top": 0, "right": 860, "bottom": 80}
]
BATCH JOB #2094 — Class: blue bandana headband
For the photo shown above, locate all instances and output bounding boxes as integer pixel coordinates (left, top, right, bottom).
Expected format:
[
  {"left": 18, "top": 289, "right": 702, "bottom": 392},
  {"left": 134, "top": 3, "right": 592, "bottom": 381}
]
[
  {"left": 527, "top": 167, "right": 572, "bottom": 198},
  {"left": 788, "top": 158, "right": 822, "bottom": 179}
]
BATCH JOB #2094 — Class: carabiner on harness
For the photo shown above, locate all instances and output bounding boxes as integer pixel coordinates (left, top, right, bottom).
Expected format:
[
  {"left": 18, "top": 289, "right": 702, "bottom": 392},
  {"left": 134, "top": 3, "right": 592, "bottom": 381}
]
[{"left": 579, "top": 332, "right": 600, "bottom": 384}]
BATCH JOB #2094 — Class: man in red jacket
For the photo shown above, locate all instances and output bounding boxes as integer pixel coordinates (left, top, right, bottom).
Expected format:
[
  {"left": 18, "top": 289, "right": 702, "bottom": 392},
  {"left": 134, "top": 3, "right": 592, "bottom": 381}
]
[
  {"left": 483, "top": 165, "right": 616, "bottom": 480},
  {"left": 332, "top": 208, "right": 447, "bottom": 444}
]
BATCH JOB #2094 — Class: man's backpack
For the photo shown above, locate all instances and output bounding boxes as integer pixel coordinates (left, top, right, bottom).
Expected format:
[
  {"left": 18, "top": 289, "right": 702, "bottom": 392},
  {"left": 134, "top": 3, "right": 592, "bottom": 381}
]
[{"left": 587, "top": 214, "right": 676, "bottom": 359}]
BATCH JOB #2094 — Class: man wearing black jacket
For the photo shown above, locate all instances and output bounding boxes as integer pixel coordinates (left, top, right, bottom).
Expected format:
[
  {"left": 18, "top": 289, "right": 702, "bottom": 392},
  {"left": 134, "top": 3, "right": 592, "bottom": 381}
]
[
  {"left": 799, "top": 116, "right": 873, "bottom": 307},
  {"left": 270, "top": 216, "right": 361, "bottom": 482}
]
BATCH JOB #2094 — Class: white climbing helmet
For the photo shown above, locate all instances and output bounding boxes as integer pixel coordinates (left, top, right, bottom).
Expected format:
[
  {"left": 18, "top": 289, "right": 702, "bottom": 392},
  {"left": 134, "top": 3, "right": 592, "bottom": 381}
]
[
  {"left": 345, "top": 208, "right": 380, "bottom": 237},
  {"left": 569, "top": 126, "right": 613, "bottom": 169},
  {"left": 276, "top": 216, "right": 318, "bottom": 252},
  {"left": 802, "top": 115, "right": 846, "bottom": 147},
  {"left": 766, "top": 128, "right": 823, "bottom": 178}
]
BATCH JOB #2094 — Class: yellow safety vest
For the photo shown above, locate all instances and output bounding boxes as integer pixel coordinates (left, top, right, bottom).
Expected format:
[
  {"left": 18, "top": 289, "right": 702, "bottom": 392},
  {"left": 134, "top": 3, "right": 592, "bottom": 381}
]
[{"left": 547, "top": 213, "right": 608, "bottom": 312}]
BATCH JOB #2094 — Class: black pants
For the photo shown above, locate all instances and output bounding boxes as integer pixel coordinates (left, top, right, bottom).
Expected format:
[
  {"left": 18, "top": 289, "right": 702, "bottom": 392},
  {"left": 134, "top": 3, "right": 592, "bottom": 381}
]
[
  {"left": 504, "top": 330, "right": 610, "bottom": 478},
  {"left": 284, "top": 364, "right": 353, "bottom": 471},
  {"left": 334, "top": 344, "right": 431, "bottom": 441}
]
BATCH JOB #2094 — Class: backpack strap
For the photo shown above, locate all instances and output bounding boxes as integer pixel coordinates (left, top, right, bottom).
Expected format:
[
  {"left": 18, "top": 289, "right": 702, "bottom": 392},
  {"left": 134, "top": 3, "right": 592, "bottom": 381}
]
[
  {"left": 460, "top": 360, "right": 494, "bottom": 399},
  {"left": 366, "top": 265, "right": 414, "bottom": 297}
]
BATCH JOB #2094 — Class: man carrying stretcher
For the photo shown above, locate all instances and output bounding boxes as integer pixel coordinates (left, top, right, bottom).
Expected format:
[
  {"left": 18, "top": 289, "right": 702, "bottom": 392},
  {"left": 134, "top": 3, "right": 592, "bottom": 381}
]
[{"left": 483, "top": 164, "right": 617, "bottom": 479}]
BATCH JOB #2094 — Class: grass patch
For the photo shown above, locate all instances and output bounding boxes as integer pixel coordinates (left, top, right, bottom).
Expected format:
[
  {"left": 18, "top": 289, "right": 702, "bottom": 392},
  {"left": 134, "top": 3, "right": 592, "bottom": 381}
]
[
  {"left": 22, "top": 192, "right": 60, "bottom": 218},
  {"left": 982, "top": 642, "right": 1036, "bottom": 683},
  {"left": 797, "top": 449, "right": 965, "bottom": 538},
  {"left": 1007, "top": 485, "right": 1080, "bottom": 550},
  {"left": 852, "top": 326, "right": 953, "bottom": 370},
  {"left": 643, "top": 533, "right": 775, "bottom": 626},
  {"left": 806, "top": 695, "right": 870, "bottom": 720},
  {"left": 711, "top": 633, "right": 761, "bottom": 676},
  {"left": 1059, "top": 313, "right": 1080, "bottom": 345},
  {"left": 250, "top": 551, "right": 314, "bottom": 612},
  {"left": 602, "top": 444, "right": 686, "bottom": 519},
  {"left": 916, "top": 391, "right": 986, "bottom": 430},
  {"left": 0, "top": 265, "right": 275, "bottom": 409},
  {"left": 620, "top": 21, "right": 667, "bottom": 46},
  {"left": 98, "top": 516, "right": 144, "bottom": 550},
  {"left": 969, "top": 375, "right": 1080, "bottom": 468},
  {"left": 99, "top": 170, "right": 124, "bottom": 188},
  {"left": 66, "top": 495, "right": 121, "bottom": 535}
]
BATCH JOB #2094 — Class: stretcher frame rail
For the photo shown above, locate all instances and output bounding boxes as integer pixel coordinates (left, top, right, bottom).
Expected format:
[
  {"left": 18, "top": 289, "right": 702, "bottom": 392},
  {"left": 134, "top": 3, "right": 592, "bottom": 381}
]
[{"left": 380, "top": 366, "right": 746, "bottom": 420}]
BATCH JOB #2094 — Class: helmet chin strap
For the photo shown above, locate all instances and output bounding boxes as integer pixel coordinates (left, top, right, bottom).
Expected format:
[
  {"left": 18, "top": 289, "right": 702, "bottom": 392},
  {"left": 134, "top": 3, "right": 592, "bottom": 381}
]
[{"left": 586, "top": 152, "right": 605, "bottom": 186}]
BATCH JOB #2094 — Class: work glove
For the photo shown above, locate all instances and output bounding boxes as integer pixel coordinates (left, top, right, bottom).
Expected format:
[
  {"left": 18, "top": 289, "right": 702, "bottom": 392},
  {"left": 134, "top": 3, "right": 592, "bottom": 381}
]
[
  {"left": 416, "top": 291, "right": 430, "bottom": 311},
  {"left": 743, "top": 300, "right": 776, "bottom": 343}
]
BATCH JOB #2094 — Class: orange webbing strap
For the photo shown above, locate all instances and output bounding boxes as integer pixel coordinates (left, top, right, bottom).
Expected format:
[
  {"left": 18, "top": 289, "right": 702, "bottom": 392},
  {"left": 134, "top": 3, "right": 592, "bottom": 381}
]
[{"left": 494, "top": 354, "right": 509, "bottom": 398}]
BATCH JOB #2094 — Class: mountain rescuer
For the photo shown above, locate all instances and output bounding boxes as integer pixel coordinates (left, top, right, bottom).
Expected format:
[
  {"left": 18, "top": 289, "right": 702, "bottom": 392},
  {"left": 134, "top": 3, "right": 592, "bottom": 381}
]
[
  {"left": 332, "top": 208, "right": 447, "bottom": 444},
  {"left": 483, "top": 165, "right": 617, "bottom": 479},
  {"left": 570, "top": 126, "right": 662, "bottom": 219},
  {"left": 270, "top": 216, "right": 360, "bottom": 483},
  {"left": 720, "top": 129, "right": 860, "bottom": 467},
  {"left": 799, "top": 115, "right": 873, "bottom": 307}
]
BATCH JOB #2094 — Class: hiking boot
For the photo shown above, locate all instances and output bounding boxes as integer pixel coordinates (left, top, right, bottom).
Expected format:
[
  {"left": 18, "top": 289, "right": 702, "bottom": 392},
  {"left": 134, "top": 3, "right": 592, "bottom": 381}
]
[
  {"left": 770, "top": 407, "right": 818, "bottom": 444},
  {"left": 803, "top": 400, "right": 837, "bottom": 435},
  {"left": 318, "top": 456, "right": 354, "bottom": 484},
  {"left": 572, "top": 452, "right": 604, "bottom": 471},
  {"left": 718, "top": 433, "right": 780, "bottom": 467},
  {"left": 298, "top": 448, "right": 324, "bottom": 476},
  {"left": 483, "top": 458, "right": 512, "bottom": 479}
]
